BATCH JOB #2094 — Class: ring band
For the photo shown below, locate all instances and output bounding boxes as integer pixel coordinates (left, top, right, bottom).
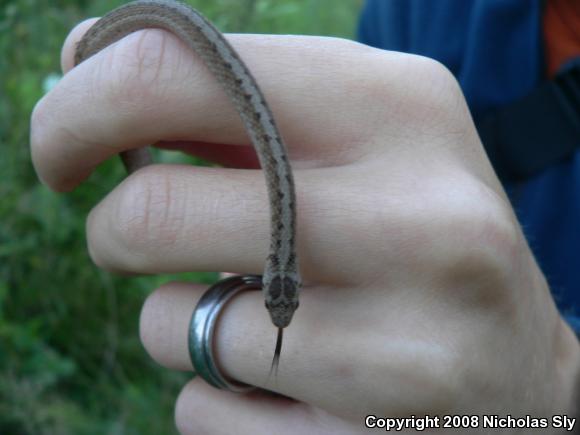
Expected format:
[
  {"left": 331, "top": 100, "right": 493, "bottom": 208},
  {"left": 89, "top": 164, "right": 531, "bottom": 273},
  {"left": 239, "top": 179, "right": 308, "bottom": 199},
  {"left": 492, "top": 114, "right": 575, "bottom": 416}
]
[{"left": 188, "top": 274, "right": 261, "bottom": 393}]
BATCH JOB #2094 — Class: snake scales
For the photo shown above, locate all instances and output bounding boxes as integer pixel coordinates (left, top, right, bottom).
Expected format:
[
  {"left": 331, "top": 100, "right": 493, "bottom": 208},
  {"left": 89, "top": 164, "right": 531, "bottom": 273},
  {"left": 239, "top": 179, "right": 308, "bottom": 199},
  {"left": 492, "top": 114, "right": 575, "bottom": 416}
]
[{"left": 74, "top": 0, "right": 301, "bottom": 370}]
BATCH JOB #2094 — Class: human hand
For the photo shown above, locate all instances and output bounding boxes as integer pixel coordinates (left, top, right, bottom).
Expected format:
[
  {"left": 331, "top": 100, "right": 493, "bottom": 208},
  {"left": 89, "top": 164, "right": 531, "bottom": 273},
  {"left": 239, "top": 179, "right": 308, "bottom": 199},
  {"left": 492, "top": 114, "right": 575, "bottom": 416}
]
[{"left": 31, "top": 18, "right": 580, "bottom": 434}]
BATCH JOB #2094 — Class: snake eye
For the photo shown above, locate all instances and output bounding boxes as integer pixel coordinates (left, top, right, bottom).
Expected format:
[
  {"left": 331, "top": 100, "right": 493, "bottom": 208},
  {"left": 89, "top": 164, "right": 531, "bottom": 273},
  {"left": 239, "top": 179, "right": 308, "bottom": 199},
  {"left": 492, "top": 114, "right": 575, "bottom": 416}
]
[{"left": 283, "top": 277, "right": 296, "bottom": 299}]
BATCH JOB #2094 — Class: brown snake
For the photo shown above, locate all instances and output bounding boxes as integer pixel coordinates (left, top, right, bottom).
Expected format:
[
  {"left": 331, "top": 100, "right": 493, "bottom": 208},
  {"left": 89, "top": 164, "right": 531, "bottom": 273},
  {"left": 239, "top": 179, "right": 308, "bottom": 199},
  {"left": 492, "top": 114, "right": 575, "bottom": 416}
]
[{"left": 74, "top": 0, "right": 301, "bottom": 373}]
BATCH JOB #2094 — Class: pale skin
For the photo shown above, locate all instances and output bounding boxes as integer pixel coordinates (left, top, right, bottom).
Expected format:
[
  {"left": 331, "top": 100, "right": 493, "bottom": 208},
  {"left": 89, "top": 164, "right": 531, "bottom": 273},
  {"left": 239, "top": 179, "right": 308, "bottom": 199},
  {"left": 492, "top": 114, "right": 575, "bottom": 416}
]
[{"left": 31, "top": 18, "right": 580, "bottom": 435}]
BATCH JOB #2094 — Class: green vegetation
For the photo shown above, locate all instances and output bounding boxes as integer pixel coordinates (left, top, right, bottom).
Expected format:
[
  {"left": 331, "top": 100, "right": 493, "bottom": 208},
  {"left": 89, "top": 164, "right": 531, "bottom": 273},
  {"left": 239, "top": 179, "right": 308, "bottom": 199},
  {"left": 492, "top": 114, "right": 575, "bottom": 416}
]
[{"left": 0, "top": 0, "right": 361, "bottom": 433}]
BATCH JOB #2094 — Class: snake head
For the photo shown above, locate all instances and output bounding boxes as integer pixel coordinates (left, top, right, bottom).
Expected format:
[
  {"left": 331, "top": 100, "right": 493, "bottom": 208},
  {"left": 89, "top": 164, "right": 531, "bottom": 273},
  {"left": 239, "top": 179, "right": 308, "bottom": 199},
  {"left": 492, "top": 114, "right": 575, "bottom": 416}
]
[{"left": 263, "top": 275, "right": 300, "bottom": 328}]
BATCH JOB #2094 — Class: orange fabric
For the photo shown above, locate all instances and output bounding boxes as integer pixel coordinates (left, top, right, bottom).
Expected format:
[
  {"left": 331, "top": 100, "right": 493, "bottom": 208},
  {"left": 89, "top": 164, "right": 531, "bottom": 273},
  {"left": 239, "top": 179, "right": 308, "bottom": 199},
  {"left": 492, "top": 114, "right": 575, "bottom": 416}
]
[{"left": 543, "top": 0, "right": 580, "bottom": 78}]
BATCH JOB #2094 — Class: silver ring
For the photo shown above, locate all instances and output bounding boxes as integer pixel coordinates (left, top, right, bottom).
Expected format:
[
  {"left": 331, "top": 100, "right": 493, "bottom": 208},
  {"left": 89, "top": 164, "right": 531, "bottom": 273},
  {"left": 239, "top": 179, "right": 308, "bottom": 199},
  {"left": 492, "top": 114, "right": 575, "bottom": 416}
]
[{"left": 188, "top": 274, "right": 261, "bottom": 393}]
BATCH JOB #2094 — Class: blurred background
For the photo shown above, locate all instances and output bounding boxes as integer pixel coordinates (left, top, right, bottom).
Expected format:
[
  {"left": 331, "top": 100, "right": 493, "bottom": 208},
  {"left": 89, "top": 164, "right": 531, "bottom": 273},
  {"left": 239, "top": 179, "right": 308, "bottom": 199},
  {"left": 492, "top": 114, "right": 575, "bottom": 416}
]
[{"left": 0, "top": 0, "right": 361, "bottom": 433}]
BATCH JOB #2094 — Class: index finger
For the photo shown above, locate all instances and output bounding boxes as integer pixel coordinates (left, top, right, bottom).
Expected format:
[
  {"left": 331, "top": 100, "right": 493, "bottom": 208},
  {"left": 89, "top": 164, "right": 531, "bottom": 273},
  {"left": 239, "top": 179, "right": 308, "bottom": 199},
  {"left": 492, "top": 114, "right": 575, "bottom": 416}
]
[{"left": 31, "top": 15, "right": 389, "bottom": 191}]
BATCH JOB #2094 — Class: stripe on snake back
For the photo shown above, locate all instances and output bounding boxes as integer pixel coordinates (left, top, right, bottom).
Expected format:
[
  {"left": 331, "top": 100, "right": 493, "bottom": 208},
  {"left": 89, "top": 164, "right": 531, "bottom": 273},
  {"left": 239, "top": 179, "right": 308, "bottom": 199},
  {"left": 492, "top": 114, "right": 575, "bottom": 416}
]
[{"left": 74, "top": 0, "right": 300, "bottom": 311}]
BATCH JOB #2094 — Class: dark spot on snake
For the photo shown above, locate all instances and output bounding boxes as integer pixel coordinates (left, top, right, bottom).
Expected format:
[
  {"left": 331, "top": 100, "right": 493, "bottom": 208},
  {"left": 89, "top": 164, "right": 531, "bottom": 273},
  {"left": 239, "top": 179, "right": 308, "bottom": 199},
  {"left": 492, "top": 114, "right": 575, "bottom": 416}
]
[
  {"left": 269, "top": 255, "right": 280, "bottom": 266},
  {"left": 267, "top": 156, "right": 278, "bottom": 172},
  {"left": 283, "top": 277, "right": 296, "bottom": 299},
  {"left": 268, "top": 276, "right": 282, "bottom": 299},
  {"left": 223, "top": 62, "right": 232, "bottom": 69},
  {"left": 263, "top": 134, "right": 271, "bottom": 142}
]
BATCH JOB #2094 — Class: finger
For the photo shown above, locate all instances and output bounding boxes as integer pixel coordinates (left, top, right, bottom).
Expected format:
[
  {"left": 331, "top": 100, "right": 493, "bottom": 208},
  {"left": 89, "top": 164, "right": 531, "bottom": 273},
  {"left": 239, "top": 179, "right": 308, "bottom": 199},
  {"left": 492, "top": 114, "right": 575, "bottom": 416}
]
[
  {"left": 63, "top": 21, "right": 261, "bottom": 171},
  {"left": 174, "top": 379, "right": 360, "bottom": 435},
  {"left": 140, "top": 281, "right": 278, "bottom": 377},
  {"left": 86, "top": 156, "right": 453, "bottom": 284},
  {"left": 139, "top": 281, "right": 199, "bottom": 372},
  {"left": 140, "top": 282, "right": 330, "bottom": 409},
  {"left": 142, "top": 279, "right": 467, "bottom": 420},
  {"left": 63, "top": 22, "right": 264, "bottom": 170},
  {"left": 86, "top": 162, "right": 377, "bottom": 285},
  {"left": 32, "top": 17, "right": 400, "bottom": 191},
  {"left": 86, "top": 164, "right": 275, "bottom": 276},
  {"left": 140, "top": 280, "right": 436, "bottom": 419}
]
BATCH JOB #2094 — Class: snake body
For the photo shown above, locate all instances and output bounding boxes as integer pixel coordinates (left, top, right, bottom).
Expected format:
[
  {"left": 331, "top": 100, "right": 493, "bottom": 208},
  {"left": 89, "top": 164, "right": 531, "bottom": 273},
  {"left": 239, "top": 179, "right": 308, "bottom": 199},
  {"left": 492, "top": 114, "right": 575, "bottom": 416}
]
[{"left": 74, "top": 0, "right": 301, "bottom": 361}]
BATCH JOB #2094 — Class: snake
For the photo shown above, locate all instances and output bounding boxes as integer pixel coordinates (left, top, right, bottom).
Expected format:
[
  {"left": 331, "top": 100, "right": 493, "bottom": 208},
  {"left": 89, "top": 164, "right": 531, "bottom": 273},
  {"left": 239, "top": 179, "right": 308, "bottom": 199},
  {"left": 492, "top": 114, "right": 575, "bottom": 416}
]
[{"left": 74, "top": 0, "right": 301, "bottom": 373}]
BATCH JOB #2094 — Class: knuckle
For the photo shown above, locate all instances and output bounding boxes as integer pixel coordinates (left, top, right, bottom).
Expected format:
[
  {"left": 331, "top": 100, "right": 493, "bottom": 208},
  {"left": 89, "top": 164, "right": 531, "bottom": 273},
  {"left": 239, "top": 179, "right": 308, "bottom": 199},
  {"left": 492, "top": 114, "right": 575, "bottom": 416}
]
[
  {"left": 408, "top": 56, "right": 463, "bottom": 109},
  {"left": 437, "top": 179, "right": 523, "bottom": 305},
  {"left": 30, "top": 95, "right": 87, "bottom": 191},
  {"left": 118, "top": 167, "right": 187, "bottom": 262},
  {"left": 353, "top": 174, "right": 520, "bottom": 290},
  {"left": 370, "top": 53, "right": 467, "bottom": 133},
  {"left": 87, "top": 167, "right": 187, "bottom": 271},
  {"left": 97, "top": 29, "right": 179, "bottom": 122}
]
